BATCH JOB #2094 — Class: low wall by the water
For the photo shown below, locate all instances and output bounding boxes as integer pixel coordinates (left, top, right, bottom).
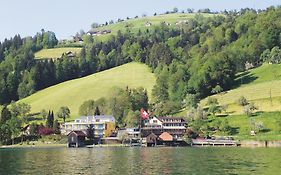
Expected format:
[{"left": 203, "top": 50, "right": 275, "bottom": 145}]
[
  {"left": 267, "top": 140, "right": 281, "bottom": 147},
  {"left": 240, "top": 140, "right": 281, "bottom": 147}
]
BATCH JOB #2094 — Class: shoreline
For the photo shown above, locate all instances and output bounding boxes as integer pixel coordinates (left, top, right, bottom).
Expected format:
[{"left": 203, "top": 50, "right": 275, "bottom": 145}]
[
  {"left": 240, "top": 140, "right": 281, "bottom": 147},
  {"left": 0, "top": 143, "right": 66, "bottom": 149},
  {"left": 1, "top": 140, "right": 281, "bottom": 149}
]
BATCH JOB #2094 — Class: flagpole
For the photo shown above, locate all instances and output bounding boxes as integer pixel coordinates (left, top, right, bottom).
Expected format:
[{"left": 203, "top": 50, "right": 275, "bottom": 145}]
[
  {"left": 140, "top": 108, "right": 149, "bottom": 147},
  {"left": 139, "top": 116, "right": 142, "bottom": 146}
]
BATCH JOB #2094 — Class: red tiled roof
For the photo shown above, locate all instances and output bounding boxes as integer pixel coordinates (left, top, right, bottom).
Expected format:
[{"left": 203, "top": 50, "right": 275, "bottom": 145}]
[{"left": 159, "top": 132, "right": 173, "bottom": 141}]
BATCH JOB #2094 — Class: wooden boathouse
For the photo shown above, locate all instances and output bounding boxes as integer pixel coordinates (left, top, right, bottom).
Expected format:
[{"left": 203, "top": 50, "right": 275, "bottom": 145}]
[{"left": 67, "top": 131, "right": 86, "bottom": 147}]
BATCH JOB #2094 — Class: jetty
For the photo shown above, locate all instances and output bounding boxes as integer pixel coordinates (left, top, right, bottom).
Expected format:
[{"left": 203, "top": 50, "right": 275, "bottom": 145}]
[{"left": 191, "top": 139, "right": 241, "bottom": 147}]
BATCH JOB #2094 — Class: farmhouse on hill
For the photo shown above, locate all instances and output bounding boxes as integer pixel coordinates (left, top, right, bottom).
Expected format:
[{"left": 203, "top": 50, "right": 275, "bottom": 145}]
[{"left": 86, "top": 30, "right": 111, "bottom": 36}]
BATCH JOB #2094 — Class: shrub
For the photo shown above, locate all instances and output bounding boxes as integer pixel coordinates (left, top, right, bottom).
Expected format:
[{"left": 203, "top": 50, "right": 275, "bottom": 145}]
[
  {"left": 38, "top": 127, "right": 54, "bottom": 136},
  {"left": 211, "top": 85, "right": 223, "bottom": 94},
  {"left": 237, "top": 96, "right": 248, "bottom": 106},
  {"left": 206, "top": 97, "right": 218, "bottom": 106},
  {"left": 243, "top": 103, "right": 258, "bottom": 116}
]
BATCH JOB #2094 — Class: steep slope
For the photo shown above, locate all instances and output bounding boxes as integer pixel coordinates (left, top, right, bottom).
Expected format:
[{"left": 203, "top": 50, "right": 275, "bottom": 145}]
[
  {"left": 201, "top": 63, "right": 281, "bottom": 114},
  {"left": 93, "top": 13, "right": 218, "bottom": 41},
  {"left": 19, "top": 62, "right": 156, "bottom": 117}
]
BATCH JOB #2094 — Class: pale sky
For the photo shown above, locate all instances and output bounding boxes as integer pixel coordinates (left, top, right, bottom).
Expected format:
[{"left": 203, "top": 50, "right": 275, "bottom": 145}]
[{"left": 1, "top": 0, "right": 280, "bottom": 41}]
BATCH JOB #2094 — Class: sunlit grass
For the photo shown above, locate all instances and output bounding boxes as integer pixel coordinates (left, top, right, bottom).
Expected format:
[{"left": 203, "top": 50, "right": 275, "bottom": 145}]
[
  {"left": 19, "top": 62, "right": 156, "bottom": 120},
  {"left": 35, "top": 47, "right": 82, "bottom": 59}
]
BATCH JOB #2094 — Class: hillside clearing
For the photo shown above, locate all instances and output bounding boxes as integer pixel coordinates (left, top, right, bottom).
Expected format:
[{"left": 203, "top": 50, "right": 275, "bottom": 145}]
[
  {"left": 199, "top": 64, "right": 281, "bottom": 114},
  {"left": 93, "top": 13, "right": 219, "bottom": 41},
  {"left": 225, "top": 112, "right": 281, "bottom": 141},
  {"left": 19, "top": 62, "right": 156, "bottom": 119},
  {"left": 35, "top": 47, "right": 82, "bottom": 59}
]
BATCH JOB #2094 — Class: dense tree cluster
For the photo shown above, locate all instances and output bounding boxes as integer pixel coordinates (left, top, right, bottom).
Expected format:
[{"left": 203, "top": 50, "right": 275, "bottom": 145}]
[
  {"left": 0, "top": 30, "right": 59, "bottom": 104},
  {"left": 1, "top": 7, "right": 281, "bottom": 116},
  {"left": 0, "top": 102, "right": 32, "bottom": 144},
  {"left": 79, "top": 87, "right": 149, "bottom": 127}
]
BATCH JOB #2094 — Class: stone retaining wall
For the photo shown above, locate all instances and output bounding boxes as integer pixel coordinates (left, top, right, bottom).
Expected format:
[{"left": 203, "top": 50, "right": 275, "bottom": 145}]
[{"left": 240, "top": 140, "right": 281, "bottom": 147}]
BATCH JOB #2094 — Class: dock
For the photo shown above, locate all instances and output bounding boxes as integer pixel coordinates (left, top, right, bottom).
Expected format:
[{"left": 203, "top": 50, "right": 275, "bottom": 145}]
[{"left": 192, "top": 139, "right": 241, "bottom": 147}]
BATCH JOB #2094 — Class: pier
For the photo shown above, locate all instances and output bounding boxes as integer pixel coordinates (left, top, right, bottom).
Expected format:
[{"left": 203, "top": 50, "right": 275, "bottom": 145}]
[{"left": 191, "top": 139, "right": 241, "bottom": 147}]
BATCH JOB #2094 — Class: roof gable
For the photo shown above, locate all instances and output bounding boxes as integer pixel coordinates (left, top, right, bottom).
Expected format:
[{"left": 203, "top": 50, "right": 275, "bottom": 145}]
[
  {"left": 159, "top": 132, "right": 173, "bottom": 141},
  {"left": 67, "top": 130, "right": 86, "bottom": 137}
]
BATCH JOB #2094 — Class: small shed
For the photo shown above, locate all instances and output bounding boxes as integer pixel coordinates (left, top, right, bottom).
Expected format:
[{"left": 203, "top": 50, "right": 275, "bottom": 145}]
[
  {"left": 67, "top": 131, "right": 86, "bottom": 147},
  {"left": 146, "top": 133, "right": 158, "bottom": 147}
]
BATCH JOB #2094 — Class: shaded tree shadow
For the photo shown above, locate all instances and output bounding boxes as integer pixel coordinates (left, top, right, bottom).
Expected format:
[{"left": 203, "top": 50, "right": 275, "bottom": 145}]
[
  {"left": 226, "top": 111, "right": 235, "bottom": 114},
  {"left": 26, "top": 116, "right": 43, "bottom": 122},
  {"left": 215, "top": 114, "right": 228, "bottom": 117},
  {"left": 251, "top": 111, "right": 264, "bottom": 117},
  {"left": 260, "top": 128, "right": 271, "bottom": 133},
  {"left": 234, "top": 71, "right": 258, "bottom": 88},
  {"left": 230, "top": 127, "right": 239, "bottom": 135}
]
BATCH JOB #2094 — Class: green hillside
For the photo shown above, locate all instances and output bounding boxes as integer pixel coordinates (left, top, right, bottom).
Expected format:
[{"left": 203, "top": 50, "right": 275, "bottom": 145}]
[
  {"left": 19, "top": 62, "right": 156, "bottom": 118},
  {"left": 201, "top": 63, "right": 281, "bottom": 114},
  {"left": 175, "top": 63, "right": 281, "bottom": 140},
  {"left": 34, "top": 47, "right": 82, "bottom": 59},
  {"left": 226, "top": 112, "right": 281, "bottom": 141},
  {"left": 93, "top": 13, "right": 218, "bottom": 41}
]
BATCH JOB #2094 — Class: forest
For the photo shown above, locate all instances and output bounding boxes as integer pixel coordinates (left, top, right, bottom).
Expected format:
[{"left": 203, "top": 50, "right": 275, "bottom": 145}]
[{"left": 1, "top": 7, "right": 281, "bottom": 142}]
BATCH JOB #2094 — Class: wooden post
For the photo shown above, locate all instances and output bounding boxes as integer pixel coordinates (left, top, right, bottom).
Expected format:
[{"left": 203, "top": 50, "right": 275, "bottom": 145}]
[{"left": 270, "top": 88, "right": 273, "bottom": 106}]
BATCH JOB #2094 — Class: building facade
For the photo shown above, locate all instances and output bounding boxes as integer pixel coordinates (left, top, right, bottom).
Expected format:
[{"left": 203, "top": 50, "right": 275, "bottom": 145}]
[
  {"left": 63, "top": 115, "right": 115, "bottom": 138},
  {"left": 141, "top": 116, "right": 187, "bottom": 139}
]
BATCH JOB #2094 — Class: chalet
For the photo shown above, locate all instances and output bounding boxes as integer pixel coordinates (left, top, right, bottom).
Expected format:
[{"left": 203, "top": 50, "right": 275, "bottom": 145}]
[
  {"left": 86, "top": 31, "right": 97, "bottom": 36},
  {"left": 103, "top": 30, "right": 111, "bottom": 34},
  {"left": 176, "top": 20, "right": 188, "bottom": 25},
  {"left": 142, "top": 116, "right": 187, "bottom": 139},
  {"left": 86, "top": 30, "right": 111, "bottom": 36},
  {"left": 65, "top": 51, "right": 76, "bottom": 58},
  {"left": 63, "top": 115, "right": 116, "bottom": 139},
  {"left": 145, "top": 21, "right": 152, "bottom": 27},
  {"left": 162, "top": 21, "right": 171, "bottom": 26},
  {"left": 67, "top": 130, "right": 86, "bottom": 147},
  {"left": 72, "top": 36, "right": 83, "bottom": 43}
]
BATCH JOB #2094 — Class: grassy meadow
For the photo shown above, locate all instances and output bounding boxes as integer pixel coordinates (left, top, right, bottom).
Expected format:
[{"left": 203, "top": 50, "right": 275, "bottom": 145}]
[
  {"left": 34, "top": 47, "right": 82, "bottom": 59},
  {"left": 200, "top": 63, "right": 281, "bottom": 114},
  {"left": 19, "top": 62, "right": 156, "bottom": 120},
  {"left": 219, "top": 112, "right": 281, "bottom": 141},
  {"left": 93, "top": 13, "right": 218, "bottom": 41}
]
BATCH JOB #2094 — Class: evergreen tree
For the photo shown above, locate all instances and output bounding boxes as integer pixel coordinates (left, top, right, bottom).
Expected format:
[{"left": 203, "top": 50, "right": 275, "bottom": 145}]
[
  {"left": 46, "top": 110, "right": 54, "bottom": 128},
  {"left": 53, "top": 120, "right": 60, "bottom": 134},
  {"left": 94, "top": 106, "right": 101, "bottom": 115},
  {"left": 0, "top": 106, "right": 12, "bottom": 124}
]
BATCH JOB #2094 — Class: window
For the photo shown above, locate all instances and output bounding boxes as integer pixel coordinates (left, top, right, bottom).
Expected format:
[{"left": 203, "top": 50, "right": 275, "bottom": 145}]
[{"left": 153, "top": 120, "right": 157, "bottom": 123}]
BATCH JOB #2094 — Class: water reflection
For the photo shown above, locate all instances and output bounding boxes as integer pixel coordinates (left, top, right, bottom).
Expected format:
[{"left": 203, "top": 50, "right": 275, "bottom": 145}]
[{"left": 0, "top": 147, "right": 281, "bottom": 174}]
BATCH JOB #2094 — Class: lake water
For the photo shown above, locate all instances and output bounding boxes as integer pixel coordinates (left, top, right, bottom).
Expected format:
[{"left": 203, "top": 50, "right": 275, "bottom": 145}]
[{"left": 0, "top": 147, "right": 280, "bottom": 175}]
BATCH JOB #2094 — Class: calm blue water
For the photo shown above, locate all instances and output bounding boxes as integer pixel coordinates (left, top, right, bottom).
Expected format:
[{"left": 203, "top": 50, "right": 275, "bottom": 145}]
[{"left": 0, "top": 147, "right": 280, "bottom": 174}]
